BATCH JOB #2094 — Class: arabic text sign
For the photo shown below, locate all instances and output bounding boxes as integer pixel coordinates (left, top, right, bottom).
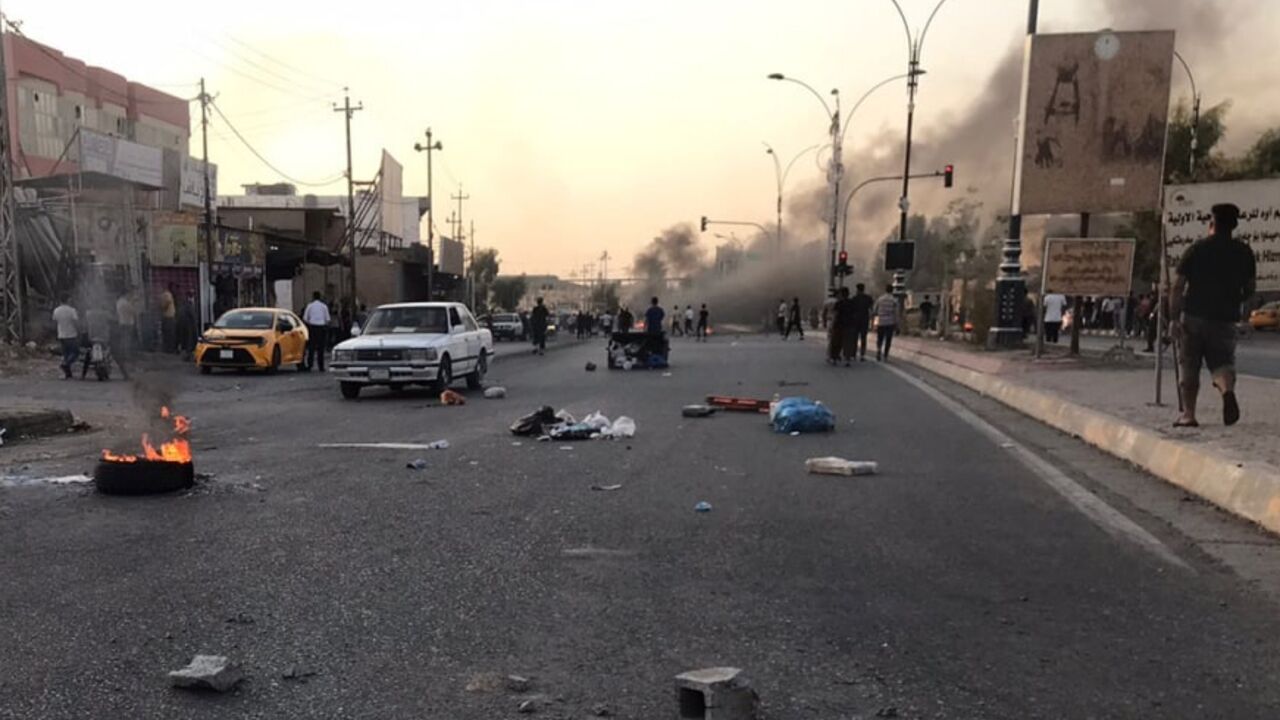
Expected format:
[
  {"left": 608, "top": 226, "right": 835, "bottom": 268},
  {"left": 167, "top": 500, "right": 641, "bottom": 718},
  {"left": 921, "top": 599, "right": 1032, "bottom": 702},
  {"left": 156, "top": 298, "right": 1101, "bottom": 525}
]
[
  {"left": 1164, "top": 179, "right": 1280, "bottom": 292},
  {"left": 1043, "top": 238, "right": 1135, "bottom": 296}
]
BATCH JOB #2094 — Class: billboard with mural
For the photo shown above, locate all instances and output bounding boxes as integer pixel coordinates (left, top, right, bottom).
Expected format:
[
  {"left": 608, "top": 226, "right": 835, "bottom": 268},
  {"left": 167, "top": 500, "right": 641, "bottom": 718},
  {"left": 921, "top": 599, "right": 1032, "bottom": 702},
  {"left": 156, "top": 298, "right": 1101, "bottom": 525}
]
[
  {"left": 1164, "top": 179, "right": 1280, "bottom": 292},
  {"left": 150, "top": 212, "right": 200, "bottom": 267},
  {"left": 1015, "top": 31, "right": 1175, "bottom": 215}
]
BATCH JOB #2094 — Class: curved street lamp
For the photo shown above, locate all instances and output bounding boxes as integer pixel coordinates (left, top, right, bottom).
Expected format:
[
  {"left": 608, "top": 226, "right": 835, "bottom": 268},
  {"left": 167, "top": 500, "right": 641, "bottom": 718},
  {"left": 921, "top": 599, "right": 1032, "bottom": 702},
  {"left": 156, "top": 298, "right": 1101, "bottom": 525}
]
[{"left": 764, "top": 142, "right": 819, "bottom": 253}]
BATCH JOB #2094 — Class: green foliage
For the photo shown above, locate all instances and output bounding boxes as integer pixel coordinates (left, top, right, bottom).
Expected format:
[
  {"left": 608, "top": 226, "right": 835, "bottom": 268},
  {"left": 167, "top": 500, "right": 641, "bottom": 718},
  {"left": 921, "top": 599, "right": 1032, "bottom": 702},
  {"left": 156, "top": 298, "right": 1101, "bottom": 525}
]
[
  {"left": 1244, "top": 128, "right": 1280, "bottom": 177},
  {"left": 490, "top": 275, "right": 527, "bottom": 312},
  {"left": 468, "top": 248, "right": 500, "bottom": 311}
]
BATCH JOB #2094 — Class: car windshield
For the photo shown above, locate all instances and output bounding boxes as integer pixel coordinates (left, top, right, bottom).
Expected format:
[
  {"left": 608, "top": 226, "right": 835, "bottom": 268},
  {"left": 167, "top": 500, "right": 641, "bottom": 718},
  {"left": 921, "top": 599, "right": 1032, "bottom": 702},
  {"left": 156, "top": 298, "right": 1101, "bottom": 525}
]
[
  {"left": 362, "top": 306, "right": 449, "bottom": 335},
  {"left": 213, "top": 310, "right": 274, "bottom": 330}
]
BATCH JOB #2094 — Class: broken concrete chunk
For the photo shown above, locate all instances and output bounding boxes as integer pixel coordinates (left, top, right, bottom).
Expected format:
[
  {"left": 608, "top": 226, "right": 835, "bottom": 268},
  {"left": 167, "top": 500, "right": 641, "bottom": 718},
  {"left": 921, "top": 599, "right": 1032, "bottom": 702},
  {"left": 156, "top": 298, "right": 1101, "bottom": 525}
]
[
  {"left": 168, "top": 655, "right": 243, "bottom": 692},
  {"left": 483, "top": 386, "right": 508, "bottom": 399},
  {"left": 506, "top": 674, "right": 532, "bottom": 692},
  {"left": 675, "top": 667, "right": 758, "bottom": 720},
  {"left": 517, "top": 698, "right": 538, "bottom": 713}
]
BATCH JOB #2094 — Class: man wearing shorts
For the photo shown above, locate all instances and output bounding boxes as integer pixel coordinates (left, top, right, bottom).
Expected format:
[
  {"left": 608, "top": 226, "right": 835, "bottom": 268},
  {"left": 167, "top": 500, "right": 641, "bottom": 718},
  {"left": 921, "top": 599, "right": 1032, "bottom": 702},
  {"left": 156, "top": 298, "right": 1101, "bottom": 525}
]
[{"left": 1171, "top": 203, "right": 1256, "bottom": 427}]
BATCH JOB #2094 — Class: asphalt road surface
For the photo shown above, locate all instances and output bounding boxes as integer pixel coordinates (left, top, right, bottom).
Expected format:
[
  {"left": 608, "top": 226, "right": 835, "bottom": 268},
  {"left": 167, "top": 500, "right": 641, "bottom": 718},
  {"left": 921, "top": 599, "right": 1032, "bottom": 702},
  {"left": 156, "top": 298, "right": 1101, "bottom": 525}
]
[
  {"left": 4, "top": 335, "right": 1280, "bottom": 719},
  {"left": 1074, "top": 329, "right": 1280, "bottom": 379}
]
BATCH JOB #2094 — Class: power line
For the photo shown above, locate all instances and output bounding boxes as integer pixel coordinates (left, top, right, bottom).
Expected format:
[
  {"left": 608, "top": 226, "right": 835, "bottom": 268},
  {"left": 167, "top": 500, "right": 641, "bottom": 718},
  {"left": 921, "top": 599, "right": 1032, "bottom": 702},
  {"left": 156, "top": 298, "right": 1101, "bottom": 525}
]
[
  {"left": 210, "top": 99, "right": 345, "bottom": 187},
  {"left": 222, "top": 34, "right": 344, "bottom": 91},
  {"left": 184, "top": 43, "right": 331, "bottom": 102},
  {"left": 203, "top": 36, "right": 337, "bottom": 97}
]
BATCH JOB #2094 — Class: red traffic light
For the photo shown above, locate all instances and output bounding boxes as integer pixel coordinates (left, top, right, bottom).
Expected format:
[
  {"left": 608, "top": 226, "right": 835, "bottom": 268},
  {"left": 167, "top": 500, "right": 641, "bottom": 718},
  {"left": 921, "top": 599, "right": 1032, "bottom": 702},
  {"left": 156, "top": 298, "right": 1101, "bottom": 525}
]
[
  {"left": 943, "top": 164, "right": 954, "bottom": 188},
  {"left": 838, "top": 250, "right": 848, "bottom": 264}
]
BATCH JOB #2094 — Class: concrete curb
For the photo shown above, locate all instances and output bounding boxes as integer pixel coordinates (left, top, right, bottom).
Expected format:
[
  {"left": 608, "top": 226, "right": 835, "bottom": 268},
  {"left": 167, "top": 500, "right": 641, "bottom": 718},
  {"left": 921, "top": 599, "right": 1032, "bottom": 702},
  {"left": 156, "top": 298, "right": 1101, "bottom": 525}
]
[
  {"left": 894, "top": 339, "right": 1280, "bottom": 537},
  {"left": 0, "top": 408, "right": 76, "bottom": 443}
]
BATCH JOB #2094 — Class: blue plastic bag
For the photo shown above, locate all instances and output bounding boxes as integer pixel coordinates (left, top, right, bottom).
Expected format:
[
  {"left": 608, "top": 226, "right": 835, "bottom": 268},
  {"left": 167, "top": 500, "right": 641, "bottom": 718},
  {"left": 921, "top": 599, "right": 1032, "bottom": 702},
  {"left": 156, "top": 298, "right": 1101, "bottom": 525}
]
[{"left": 771, "top": 397, "right": 835, "bottom": 434}]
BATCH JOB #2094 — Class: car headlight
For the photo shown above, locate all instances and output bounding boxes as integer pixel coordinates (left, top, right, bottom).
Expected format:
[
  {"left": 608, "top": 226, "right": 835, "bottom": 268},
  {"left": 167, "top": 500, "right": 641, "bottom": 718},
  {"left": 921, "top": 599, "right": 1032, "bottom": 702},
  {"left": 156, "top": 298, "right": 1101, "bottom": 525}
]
[
  {"left": 408, "top": 348, "right": 437, "bottom": 362},
  {"left": 256, "top": 337, "right": 267, "bottom": 347},
  {"left": 333, "top": 349, "right": 354, "bottom": 362}
]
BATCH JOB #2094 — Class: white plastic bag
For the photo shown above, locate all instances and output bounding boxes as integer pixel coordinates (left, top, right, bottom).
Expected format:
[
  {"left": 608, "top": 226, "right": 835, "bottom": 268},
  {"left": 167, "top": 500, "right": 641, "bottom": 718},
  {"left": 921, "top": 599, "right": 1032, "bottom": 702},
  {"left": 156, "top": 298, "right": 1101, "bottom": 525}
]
[
  {"left": 583, "top": 411, "right": 611, "bottom": 431},
  {"left": 608, "top": 416, "right": 636, "bottom": 438}
]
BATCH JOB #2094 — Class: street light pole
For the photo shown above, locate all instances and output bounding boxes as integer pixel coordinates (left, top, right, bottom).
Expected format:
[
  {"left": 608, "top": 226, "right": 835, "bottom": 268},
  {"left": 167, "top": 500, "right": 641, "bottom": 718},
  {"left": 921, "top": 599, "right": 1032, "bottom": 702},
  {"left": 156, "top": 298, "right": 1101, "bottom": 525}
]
[
  {"left": 413, "top": 129, "right": 443, "bottom": 299},
  {"left": 764, "top": 142, "right": 819, "bottom": 255},
  {"left": 1173, "top": 51, "right": 1200, "bottom": 179}
]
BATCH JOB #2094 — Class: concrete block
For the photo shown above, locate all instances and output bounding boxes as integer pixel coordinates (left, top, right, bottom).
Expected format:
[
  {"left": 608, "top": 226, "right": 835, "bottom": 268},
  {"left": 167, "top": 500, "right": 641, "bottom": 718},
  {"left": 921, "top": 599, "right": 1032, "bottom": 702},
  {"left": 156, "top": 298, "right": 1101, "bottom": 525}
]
[
  {"left": 675, "top": 667, "right": 758, "bottom": 720},
  {"left": 168, "top": 655, "right": 243, "bottom": 692}
]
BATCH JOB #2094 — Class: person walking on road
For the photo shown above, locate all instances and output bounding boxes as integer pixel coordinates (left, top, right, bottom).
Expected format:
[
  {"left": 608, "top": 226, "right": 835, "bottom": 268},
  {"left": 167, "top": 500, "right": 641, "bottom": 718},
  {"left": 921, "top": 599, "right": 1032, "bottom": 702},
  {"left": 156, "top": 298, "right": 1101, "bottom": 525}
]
[
  {"left": 670, "top": 306, "right": 683, "bottom": 337},
  {"left": 645, "top": 297, "right": 666, "bottom": 337},
  {"left": 617, "top": 306, "right": 633, "bottom": 333},
  {"left": 530, "top": 297, "right": 550, "bottom": 355},
  {"left": 783, "top": 297, "right": 804, "bottom": 340},
  {"left": 850, "top": 283, "right": 873, "bottom": 361},
  {"left": 302, "top": 291, "right": 331, "bottom": 371},
  {"left": 1171, "top": 202, "right": 1256, "bottom": 427},
  {"left": 1043, "top": 292, "right": 1066, "bottom": 344},
  {"left": 115, "top": 290, "right": 137, "bottom": 363},
  {"left": 52, "top": 295, "right": 80, "bottom": 379},
  {"left": 829, "top": 286, "right": 856, "bottom": 366},
  {"left": 159, "top": 283, "right": 177, "bottom": 353},
  {"left": 873, "top": 284, "right": 900, "bottom": 361},
  {"left": 696, "top": 303, "right": 709, "bottom": 341},
  {"left": 684, "top": 305, "right": 694, "bottom": 336},
  {"left": 776, "top": 299, "right": 787, "bottom": 336}
]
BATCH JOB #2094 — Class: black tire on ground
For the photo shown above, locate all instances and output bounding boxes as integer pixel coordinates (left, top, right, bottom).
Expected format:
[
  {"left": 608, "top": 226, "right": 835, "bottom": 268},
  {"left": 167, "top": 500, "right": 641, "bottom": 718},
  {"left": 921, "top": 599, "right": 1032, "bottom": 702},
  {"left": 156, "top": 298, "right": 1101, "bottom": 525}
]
[
  {"left": 466, "top": 351, "right": 487, "bottom": 389},
  {"left": 267, "top": 346, "right": 281, "bottom": 374},
  {"left": 199, "top": 365, "right": 212, "bottom": 375},
  {"left": 340, "top": 382, "right": 361, "bottom": 399},
  {"left": 94, "top": 459, "right": 194, "bottom": 496},
  {"left": 434, "top": 357, "right": 453, "bottom": 393}
]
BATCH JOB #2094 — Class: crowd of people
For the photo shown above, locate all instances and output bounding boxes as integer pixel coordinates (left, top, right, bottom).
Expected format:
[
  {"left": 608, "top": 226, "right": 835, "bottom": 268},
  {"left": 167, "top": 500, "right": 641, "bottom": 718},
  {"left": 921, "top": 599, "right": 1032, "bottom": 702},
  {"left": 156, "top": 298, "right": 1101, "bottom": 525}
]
[{"left": 520, "top": 297, "right": 713, "bottom": 355}]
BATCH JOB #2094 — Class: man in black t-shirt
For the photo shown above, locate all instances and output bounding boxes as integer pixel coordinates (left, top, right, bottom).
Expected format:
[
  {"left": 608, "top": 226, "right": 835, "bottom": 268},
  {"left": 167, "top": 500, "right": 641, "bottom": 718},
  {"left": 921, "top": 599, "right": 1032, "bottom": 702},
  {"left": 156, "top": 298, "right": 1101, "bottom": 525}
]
[
  {"left": 849, "top": 283, "right": 874, "bottom": 361},
  {"left": 1171, "top": 203, "right": 1256, "bottom": 427},
  {"left": 829, "top": 287, "right": 856, "bottom": 366}
]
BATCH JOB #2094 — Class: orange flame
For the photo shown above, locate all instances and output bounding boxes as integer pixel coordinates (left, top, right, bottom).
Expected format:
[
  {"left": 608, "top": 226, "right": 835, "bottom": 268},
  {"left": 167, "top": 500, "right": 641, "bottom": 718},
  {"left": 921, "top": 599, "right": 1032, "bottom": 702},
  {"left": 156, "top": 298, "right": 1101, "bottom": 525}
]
[{"left": 101, "top": 406, "right": 192, "bottom": 464}]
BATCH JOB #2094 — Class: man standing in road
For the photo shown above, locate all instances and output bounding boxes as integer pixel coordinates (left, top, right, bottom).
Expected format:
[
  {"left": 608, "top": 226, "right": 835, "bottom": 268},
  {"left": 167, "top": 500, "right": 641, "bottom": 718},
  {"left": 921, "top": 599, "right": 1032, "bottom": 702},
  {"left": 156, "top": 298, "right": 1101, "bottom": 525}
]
[
  {"left": 783, "top": 297, "right": 804, "bottom": 340},
  {"left": 159, "top": 283, "right": 177, "bottom": 353},
  {"left": 776, "top": 299, "right": 787, "bottom": 336},
  {"left": 115, "top": 289, "right": 136, "bottom": 363},
  {"left": 850, "top": 283, "right": 873, "bottom": 361},
  {"left": 530, "top": 297, "right": 550, "bottom": 355},
  {"left": 670, "top": 305, "right": 683, "bottom": 337},
  {"left": 52, "top": 295, "right": 80, "bottom": 380},
  {"left": 919, "top": 295, "right": 935, "bottom": 332},
  {"left": 617, "top": 305, "right": 633, "bottom": 333},
  {"left": 1171, "top": 203, "right": 1256, "bottom": 427},
  {"left": 829, "top": 287, "right": 855, "bottom": 366},
  {"left": 696, "top": 303, "right": 709, "bottom": 342},
  {"left": 302, "top": 291, "right": 331, "bottom": 371},
  {"left": 873, "top": 284, "right": 900, "bottom": 362},
  {"left": 646, "top": 297, "right": 665, "bottom": 337},
  {"left": 1043, "top": 291, "right": 1067, "bottom": 344},
  {"left": 684, "top": 305, "right": 694, "bottom": 336}
]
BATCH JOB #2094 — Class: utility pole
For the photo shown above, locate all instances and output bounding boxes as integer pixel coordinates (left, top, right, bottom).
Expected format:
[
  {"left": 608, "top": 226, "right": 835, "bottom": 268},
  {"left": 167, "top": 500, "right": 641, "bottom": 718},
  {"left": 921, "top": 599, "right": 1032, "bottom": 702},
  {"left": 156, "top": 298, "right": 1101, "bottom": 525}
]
[
  {"left": 413, "top": 129, "right": 442, "bottom": 299},
  {"left": 468, "top": 220, "right": 476, "bottom": 310},
  {"left": 199, "top": 78, "right": 215, "bottom": 327},
  {"left": 0, "top": 14, "right": 22, "bottom": 343},
  {"left": 452, "top": 186, "right": 470, "bottom": 304},
  {"left": 334, "top": 88, "right": 363, "bottom": 309}
]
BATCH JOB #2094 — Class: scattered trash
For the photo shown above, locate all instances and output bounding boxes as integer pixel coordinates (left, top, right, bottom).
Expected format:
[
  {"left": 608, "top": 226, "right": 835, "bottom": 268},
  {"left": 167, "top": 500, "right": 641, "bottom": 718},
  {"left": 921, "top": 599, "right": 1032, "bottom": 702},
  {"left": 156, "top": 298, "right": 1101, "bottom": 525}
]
[
  {"left": 550, "top": 423, "right": 597, "bottom": 441},
  {"left": 805, "top": 457, "right": 878, "bottom": 476},
  {"left": 585, "top": 361, "right": 597, "bottom": 372},
  {"left": 511, "top": 441, "right": 523, "bottom": 447},
  {"left": 682, "top": 404, "right": 717, "bottom": 418},
  {"left": 591, "top": 484, "right": 623, "bottom": 491},
  {"left": 0, "top": 473, "right": 93, "bottom": 488},
  {"left": 466, "top": 672, "right": 505, "bottom": 693},
  {"left": 789, "top": 431, "right": 800, "bottom": 436},
  {"left": 517, "top": 699, "right": 538, "bottom": 713},
  {"left": 319, "top": 441, "right": 449, "bottom": 450},
  {"left": 555, "top": 409, "right": 577, "bottom": 424},
  {"left": 281, "top": 667, "right": 318, "bottom": 682},
  {"left": 484, "top": 386, "right": 508, "bottom": 399},
  {"left": 592, "top": 702, "right": 614, "bottom": 717},
  {"left": 707, "top": 395, "right": 771, "bottom": 413},
  {"left": 168, "top": 655, "right": 243, "bottom": 692},
  {"left": 771, "top": 397, "right": 835, "bottom": 434},
  {"left": 511, "top": 407, "right": 559, "bottom": 436},
  {"left": 440, "top": 389, "right": 467, "bottom": 405},
  {"left": 1000, "top": 442, "right": 1015, "bottom": 448},
  {"left": 608, "top": 416, "right": 636, "bottom": 438},
  {"left": 507, "top": 675, "right": 533, "bottom": 693},
  {"left": 583, "top": 412, "right": 612, "bottom": 431},
  {"left": 777, "top": 380, "right": 810, "bottom": 387},
  {"left": 662, "top": 372, "right": 673, "bottom": 377},
  {"left": 0, "top": 428, "right": 5, "bottom": 446},
  {"left": 674, "top": 666, "right": 758, "bottom": 720},
  {"left": 407, "top": 459, "right": 428, "bottom": 470},
  {"left": 559, "top": 446, "right": 575, "bottom": 451},
  {"left": 694, "top": 501, "right": 712, "bottom": 513}
]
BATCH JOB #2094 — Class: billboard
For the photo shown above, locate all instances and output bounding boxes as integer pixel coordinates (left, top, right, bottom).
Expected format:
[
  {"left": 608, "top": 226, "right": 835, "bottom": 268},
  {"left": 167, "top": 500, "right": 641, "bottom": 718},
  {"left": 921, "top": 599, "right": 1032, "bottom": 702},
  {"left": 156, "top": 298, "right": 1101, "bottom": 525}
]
[
  {"left": 380, "top": 150, "right": 404, "bottom": 239},
  {"left": 79, "top": 128, "right": 164, "bottom": 188},
  {"left": 1015, "top": 31, "right": 1175, "bottom": 215},
  {"left": 439, "top": 236, "right": 465, "bottom": 276},
  {"left": 1164, "top": 179, "right": 1280, "bottom": 292},
  {"left": 180, "top": 156, "right": 219, "bottom": 210},
  {"left": 151, "top": 212, "right": 200, "bottom": 267},
  {"left": 1042, "top": 238, "right": 1136, "bottom": 296}
]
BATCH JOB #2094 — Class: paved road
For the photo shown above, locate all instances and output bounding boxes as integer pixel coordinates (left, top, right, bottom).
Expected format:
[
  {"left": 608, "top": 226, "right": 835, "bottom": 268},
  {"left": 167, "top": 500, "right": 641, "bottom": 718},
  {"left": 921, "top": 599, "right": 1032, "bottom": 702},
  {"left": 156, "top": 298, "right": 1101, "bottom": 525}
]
[
  {"left": 3, "top": 336, "right": 1280, "bottom": 718},
  {"left": 1074, "top": 330, "right": 1280, "bottom": 379}
]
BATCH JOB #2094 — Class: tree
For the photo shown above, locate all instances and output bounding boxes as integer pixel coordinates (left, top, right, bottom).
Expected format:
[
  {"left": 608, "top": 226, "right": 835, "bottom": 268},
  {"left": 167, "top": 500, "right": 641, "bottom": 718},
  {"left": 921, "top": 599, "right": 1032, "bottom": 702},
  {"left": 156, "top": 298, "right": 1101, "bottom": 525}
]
[
  {"left": 468, "top": 248, "right": 500, "bottom": 311},
  {"left": 490, "top": 276, "right": 527, "bottom": 312},
  {"left": 1244, "top": 127, "right": 1280, "bottom": 178},
  {"left": 1163, "top": 100, "right": 1230, "bottom": 184},
  {"left": 590, "top": 281, "right": 620, "bottom": 311}
]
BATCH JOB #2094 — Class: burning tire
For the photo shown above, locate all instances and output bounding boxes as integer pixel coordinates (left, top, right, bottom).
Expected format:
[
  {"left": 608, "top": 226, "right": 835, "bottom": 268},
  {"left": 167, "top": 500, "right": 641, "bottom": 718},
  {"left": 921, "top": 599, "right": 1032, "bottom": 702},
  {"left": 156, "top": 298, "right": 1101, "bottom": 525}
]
[{"left": 94, "top": 459, "right": 194, "bottom": 495}]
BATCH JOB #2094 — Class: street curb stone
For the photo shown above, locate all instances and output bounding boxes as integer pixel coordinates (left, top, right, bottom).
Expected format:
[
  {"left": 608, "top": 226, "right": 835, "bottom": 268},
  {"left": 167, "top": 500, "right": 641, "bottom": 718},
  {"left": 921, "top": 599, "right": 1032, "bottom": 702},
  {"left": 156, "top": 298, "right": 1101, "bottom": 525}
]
[{"left": 895, "top": 338, "right": 1280, "bottom": 538}]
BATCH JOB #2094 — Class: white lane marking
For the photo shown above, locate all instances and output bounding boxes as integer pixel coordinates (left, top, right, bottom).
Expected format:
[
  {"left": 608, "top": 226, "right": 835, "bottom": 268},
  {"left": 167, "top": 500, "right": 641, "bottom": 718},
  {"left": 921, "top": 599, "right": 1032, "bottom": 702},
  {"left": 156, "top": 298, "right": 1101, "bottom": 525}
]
[{"left": 886, "top": 364, "right": 1190, "bottom": 571}]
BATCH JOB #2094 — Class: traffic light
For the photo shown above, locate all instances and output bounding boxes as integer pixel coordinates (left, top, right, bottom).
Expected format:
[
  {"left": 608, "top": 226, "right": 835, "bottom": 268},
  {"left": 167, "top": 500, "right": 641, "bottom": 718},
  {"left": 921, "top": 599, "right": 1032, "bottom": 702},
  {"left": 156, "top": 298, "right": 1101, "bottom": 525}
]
[
  {"left": 700, "top": 216, "right": 708, "bottom": 232},
  {"left": 835, "top": 250, "right": 852, "bottom": 276},
  {"left": 943, "top": 164, "right": 954, "bottom": 188}
]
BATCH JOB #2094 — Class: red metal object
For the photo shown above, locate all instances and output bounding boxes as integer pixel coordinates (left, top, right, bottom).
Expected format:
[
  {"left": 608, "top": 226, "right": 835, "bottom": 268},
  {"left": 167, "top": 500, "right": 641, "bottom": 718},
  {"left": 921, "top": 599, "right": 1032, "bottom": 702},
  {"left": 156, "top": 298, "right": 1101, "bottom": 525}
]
[{"left": 705, "top": 395, "right": 771, "bottom": 413}]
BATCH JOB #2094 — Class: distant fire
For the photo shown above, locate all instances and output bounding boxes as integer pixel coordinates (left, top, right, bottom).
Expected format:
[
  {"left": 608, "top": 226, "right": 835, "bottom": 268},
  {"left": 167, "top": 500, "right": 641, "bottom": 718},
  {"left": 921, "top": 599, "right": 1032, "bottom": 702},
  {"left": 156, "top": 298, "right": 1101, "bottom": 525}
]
[{"left": 101, "top": 406, "right": 193, "bottom": 464}]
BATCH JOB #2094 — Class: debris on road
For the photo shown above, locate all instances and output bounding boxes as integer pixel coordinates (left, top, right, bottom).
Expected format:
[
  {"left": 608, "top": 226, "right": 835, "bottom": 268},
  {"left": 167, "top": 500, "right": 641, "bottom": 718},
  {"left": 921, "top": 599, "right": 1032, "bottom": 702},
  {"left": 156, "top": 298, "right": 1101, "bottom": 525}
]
[
  {"left": 440, "top": 389, "right": 467, "bottom": 405},
  {"left": 682, "top": 404, "right": 717, "bottom": 418},
  {"left": 511, "top": 407, "right": 559, "bottom": 436},
  {"left": 517, "top": 698, "right": 538, "bottom": 713},
  {"left": 805, "top": 457, "right": 878, "bottom": 476},
  {"left": 777, "top": 380, "right": 810, "bottom": 387},
  {"left": 674, "top": 666, "right": 758, "bottom": 720},
  {"left": 466, "top": 672, "right": 505, "bottom": 693},
  {"left": 168, "top": 655, "right": 243, "bottom": 692},
  {"left": 771, "top": 397, "right": 835, "bottom": 434},
  {"left": 319, "top": 441, "right": 449, "bottom": 450},
  {"left": 706, "top": 395, "right": 771, "bottom": 413},
  {"left": 585, "top": 361, "right": 597, "bottom": 371},
  {"left": 695, "top": 501, "right": 712, "bottom": 513},
  {"left": 506, "top": 675, "right": 532, "bottom": 692},
  {"left": 591, "top": 484, "right": 623, "bottom": 491},
  {"left": 662, "top": 372, "right": 673, "bottom": 377},
  {"left": 281, "top": 666, "right": 318, "bottom": 682},
  {"left": 483, "top": 386, "right": 508, "bottom": 399},
  {"left": 591, "top": 702, "right": 613, "bottom": 716},
  {"left": 406, "top": 459, "right": 428, "bottom": 470},
  {"left": 607, "top": 416, "right": 636, "bottom": 438}
]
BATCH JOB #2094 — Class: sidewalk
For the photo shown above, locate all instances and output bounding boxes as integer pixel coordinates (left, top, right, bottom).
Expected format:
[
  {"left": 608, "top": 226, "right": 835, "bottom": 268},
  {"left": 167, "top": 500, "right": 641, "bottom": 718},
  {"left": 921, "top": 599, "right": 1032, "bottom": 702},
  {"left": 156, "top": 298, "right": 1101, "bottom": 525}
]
[{"left": 893, "top": 336, "right": 1280, "bottom": 536}]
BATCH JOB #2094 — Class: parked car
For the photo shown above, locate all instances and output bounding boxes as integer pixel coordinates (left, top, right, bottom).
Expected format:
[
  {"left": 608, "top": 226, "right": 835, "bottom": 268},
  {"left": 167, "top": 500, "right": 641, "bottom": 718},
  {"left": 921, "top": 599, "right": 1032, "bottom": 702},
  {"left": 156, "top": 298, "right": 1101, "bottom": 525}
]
[
  {"left": 490, "top": 313, "right": 526, "bottom": 341},
  {"left": 328, "top": 301, "right": 494, "bottom": 399},
  {"left": 1249, "top": 301, "right": 1280, "bottom": 331},
  {"left": 195, "top": 307, "right": 308, "bottom": 374}
]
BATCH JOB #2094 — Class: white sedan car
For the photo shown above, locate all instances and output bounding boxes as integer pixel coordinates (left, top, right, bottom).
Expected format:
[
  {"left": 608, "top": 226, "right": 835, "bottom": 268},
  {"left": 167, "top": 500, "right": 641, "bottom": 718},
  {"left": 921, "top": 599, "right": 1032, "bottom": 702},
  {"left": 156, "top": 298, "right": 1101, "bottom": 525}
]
[{"left": 329, "top": 301, "right": 494, "bottom": 399}]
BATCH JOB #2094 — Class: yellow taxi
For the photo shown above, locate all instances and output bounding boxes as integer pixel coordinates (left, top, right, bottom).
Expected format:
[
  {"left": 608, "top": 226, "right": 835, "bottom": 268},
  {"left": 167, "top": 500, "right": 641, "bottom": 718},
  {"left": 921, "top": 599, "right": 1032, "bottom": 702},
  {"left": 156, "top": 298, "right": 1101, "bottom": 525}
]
[
  {"left": 195, "top": 307, "right": 309, "bottom": 374},
  {"left": 1249, "top": 301, "right": 1280, "bottom": 331}
]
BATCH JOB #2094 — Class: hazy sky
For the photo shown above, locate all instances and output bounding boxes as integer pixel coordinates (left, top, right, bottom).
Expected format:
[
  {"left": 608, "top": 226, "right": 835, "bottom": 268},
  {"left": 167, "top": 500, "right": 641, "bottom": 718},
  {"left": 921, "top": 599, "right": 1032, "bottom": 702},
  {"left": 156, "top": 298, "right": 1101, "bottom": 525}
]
[{"left": 9, "top": 0, "right": 1280, "bottom": 276}]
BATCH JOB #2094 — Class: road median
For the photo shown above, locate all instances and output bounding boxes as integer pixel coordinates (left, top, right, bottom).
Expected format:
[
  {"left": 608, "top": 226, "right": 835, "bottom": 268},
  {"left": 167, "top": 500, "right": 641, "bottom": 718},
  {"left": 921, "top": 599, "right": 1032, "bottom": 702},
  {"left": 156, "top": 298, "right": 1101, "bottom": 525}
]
[{"left": 894, "top": 336, "right": 1280, "bottom": 537}]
